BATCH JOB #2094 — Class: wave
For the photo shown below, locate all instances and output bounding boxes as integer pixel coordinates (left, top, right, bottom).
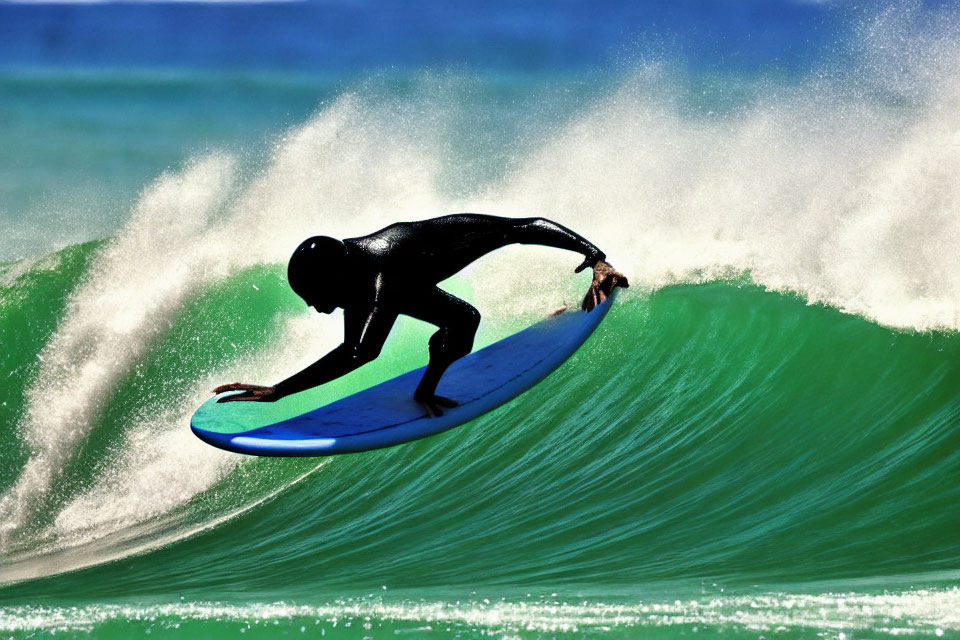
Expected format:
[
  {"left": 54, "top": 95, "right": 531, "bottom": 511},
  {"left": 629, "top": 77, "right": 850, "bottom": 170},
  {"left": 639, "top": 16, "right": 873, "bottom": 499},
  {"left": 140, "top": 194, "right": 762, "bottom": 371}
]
[
  {"left": 2, "top": 247, "right": 958, "bottom": 595},
  {"left": 0, "top": 3, "right": 958, "bottom": 604}
]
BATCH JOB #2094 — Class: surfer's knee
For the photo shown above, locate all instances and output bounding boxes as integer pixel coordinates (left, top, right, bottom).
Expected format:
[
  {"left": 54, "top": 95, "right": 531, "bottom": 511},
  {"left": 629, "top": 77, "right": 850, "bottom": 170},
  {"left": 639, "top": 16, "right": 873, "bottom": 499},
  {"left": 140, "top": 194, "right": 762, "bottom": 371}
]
[
  {"left": 428, "top": 329, "right": 462, "bottom": 361},
  {"left": 460, "top": 306, "right": 481, "bottom": 350},
  {"left": 347, "top": 342, "right": 382, "bottom": 364},
  {"left": 429, "top": 311, "right": 479, "bottom": 362},
  {"left": 463, "top": 305, "right": 481, "bottom": 333}
]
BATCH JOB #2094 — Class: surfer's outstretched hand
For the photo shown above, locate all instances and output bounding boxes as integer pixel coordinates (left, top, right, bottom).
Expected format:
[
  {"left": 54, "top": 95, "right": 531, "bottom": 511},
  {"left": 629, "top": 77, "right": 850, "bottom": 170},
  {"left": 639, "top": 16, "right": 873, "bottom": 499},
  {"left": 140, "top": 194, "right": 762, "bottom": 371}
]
[
  {"left": 415, "top": 393, "right": 459, "bottom": 418},
  {"left": 214, "top": 383, "right": 279, "bottom": 403},
  {"left": 582, "top": 260, "right": 629, "bottom": 311}
]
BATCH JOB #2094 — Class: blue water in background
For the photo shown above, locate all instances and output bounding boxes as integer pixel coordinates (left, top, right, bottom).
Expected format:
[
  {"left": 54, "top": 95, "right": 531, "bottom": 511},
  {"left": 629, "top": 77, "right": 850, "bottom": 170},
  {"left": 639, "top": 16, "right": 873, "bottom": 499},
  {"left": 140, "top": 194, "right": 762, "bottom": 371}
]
[
  {"left": 1, "top": 1, "right": 840, "bottom": 72},
  {"left": 1, "top": 0, "right": 856, "bottom": 261}
]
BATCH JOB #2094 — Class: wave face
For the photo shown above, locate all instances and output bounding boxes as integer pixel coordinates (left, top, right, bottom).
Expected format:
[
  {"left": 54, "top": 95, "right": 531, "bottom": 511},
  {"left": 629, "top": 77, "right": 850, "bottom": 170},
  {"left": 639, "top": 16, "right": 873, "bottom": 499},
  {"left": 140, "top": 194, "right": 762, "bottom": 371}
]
[
  {"left": 1, "top": 247, "right": 958, "bottom": 636},
  {"left": 1, "top": 5, "right": 959, "bottom": 638}
]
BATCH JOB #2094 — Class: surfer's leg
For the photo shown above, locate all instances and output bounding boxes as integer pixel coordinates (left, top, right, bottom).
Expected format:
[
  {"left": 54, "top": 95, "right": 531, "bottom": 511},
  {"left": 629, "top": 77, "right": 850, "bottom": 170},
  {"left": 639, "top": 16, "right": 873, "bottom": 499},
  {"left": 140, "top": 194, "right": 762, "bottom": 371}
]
[{"left": 403, "top": 288, "right": 480, "bottom": 416}]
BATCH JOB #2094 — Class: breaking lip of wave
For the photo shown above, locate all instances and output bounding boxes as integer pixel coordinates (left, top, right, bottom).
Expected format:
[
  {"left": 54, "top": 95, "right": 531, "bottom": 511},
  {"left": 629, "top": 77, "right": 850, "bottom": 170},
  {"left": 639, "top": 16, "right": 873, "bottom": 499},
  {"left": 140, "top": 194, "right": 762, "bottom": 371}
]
[{"left": 0, "top": 586, "right": 958, "bottom": 636}]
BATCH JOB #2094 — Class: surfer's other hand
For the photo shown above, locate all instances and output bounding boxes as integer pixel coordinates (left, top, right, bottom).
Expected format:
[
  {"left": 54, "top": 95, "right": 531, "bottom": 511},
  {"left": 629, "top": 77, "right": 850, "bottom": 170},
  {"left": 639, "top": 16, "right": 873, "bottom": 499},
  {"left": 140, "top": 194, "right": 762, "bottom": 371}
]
[
  {"left": 214, "top": 382, "right": 279, "bottom": 403},
  {"left": 415, "top": 393, "right": 459, "bottom": 418},
  {"left": 582, "top": 261, "right": 629, "bottom": 311}
]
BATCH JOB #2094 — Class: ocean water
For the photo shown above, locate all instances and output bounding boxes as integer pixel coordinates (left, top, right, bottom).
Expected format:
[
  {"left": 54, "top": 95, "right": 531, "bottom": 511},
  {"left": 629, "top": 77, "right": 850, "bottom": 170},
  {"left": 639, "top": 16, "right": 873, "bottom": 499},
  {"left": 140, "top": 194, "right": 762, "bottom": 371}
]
[{"left": 1, "top": 1, "right": 959, "bottom": 638}]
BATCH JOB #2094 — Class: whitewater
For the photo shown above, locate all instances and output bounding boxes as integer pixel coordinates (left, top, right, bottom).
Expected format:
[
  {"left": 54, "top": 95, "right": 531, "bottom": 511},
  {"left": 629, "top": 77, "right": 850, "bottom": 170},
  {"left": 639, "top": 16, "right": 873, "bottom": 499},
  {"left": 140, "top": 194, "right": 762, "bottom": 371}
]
[{"left": 1, "top": 5, "right": 958, "bottom": 638}]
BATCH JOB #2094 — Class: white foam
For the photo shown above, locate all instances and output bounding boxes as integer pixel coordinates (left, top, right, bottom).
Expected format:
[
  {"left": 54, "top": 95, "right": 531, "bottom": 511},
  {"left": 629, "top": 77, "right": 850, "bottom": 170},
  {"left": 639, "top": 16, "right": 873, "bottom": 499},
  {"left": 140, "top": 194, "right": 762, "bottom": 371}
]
[
  {"left": 0, "top": 155, "right": 239, "bottom": 547},
  {"left": 467, "top": 49, "right": 960, "bottom": 329},
  {"left": 0, "top": 587, "right": 957, "bottom": 635},
  {"left": 0, "top": 96, "right": 445, "bottom": 553},
  {"left": 48, "top": 312, "right": 338, "bottom": 547}
]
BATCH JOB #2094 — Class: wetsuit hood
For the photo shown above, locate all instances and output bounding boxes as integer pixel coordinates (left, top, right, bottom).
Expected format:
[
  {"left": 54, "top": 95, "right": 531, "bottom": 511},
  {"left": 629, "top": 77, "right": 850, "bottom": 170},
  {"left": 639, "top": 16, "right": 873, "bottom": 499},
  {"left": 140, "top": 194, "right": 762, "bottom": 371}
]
[{"left": 287, "top": 236, "right": 348, "bottom": 312}]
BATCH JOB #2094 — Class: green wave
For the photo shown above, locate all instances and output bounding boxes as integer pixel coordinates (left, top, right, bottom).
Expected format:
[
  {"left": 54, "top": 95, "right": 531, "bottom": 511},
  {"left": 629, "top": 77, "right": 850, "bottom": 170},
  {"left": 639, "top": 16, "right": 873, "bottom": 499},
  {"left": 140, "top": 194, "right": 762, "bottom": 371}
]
[{"left": 1, "top": 243, "right": 958, "bottom": 611}]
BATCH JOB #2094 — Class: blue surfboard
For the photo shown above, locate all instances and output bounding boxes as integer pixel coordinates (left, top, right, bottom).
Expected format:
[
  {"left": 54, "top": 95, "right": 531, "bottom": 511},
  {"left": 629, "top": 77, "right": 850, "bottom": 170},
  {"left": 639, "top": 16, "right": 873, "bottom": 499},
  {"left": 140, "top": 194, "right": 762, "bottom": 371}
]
[{"left": 191, "top": 290, "right": 616, "bottom": 456}]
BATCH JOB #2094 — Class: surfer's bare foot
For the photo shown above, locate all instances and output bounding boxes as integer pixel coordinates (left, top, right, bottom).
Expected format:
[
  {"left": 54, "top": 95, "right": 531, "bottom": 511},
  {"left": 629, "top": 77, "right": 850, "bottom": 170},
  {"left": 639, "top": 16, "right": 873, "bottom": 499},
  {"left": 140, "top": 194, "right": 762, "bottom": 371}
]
[
  {"left": 214, "top": 382, "right": 279, "bottom": 403},
  {"left": 415, "top": 393, "right": 459, "bottom": 417},
  {"left": 582, "top": 261, "right": 629, "bottom": 311},
  {"left": 550, "top": 304, "right": 568, "bottom": 316}
]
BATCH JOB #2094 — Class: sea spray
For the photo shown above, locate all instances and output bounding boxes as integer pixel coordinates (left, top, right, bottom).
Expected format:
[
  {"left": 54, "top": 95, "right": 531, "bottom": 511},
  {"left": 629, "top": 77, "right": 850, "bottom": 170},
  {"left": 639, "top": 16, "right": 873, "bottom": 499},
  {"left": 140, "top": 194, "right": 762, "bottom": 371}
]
[
  {"left": 0, "top": 156, "right": 240, "bottom": 547},
  {"left": 0, "top": 94, "right": 451, "bottom": 551}
]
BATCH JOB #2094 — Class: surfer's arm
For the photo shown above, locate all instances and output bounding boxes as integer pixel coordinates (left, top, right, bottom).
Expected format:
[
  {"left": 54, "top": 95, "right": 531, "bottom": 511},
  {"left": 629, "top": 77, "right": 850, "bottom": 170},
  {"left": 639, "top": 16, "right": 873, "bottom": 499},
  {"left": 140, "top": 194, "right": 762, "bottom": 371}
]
[
  {"left": 269, "top": 305, "right": 397, "bottom": 400},
  {"left": 215, "top": 305, "right": 397, "bottom": 402},
  {"left": 268, "top": 347, "right": 371, "bottom": 399},
  {"left": 213, "top": 346, "right": 371, "bottom": 403},
  {"left": 507, "top": 217, "right": 607, "bottom": 273},
  {"left": 503, "top": 216, "right": 629, "bottom": 310}
]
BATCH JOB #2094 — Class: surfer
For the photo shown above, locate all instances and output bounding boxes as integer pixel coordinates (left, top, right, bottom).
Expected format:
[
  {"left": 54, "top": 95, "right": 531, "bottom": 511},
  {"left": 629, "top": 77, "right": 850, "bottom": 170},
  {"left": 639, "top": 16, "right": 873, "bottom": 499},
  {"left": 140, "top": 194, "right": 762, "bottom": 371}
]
[{"left": 214, "top": 214, "right": 627, "bottom": 416}]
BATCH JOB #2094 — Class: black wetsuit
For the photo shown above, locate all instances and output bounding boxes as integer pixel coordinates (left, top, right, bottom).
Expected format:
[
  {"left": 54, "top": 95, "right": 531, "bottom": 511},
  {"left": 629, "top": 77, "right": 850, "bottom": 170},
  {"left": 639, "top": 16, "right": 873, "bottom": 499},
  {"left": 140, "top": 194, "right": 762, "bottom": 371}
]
[{"left": 273, "top": 214, "right": 605, "bottom": 401}]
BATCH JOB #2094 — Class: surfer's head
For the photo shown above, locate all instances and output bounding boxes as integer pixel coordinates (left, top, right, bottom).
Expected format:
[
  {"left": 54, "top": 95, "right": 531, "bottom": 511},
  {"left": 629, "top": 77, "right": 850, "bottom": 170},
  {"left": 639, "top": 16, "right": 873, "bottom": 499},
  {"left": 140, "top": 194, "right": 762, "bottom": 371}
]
[{"left": 287, "top": 236, "right": 348, "bottom": 314}]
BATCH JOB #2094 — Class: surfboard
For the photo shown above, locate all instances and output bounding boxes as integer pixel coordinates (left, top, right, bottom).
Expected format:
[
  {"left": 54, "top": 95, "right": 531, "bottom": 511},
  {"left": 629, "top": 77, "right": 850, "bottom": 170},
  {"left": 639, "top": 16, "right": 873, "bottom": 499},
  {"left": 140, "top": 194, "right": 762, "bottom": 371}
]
[{"left": 191, "top": 290, "right": 616, "bottom": 456}]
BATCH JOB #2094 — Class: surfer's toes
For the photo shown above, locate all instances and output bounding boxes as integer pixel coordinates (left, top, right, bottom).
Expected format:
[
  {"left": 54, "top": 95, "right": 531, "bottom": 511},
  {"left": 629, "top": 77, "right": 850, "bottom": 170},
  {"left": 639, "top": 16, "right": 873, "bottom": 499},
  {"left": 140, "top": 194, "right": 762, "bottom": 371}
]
[
  {"left": 416, "top": 394, "right": 459, "bottom": 417},
  {"left": 416, "top": 400, "right": 443, "bottom": 417},
  {"left": 434, "top": 395, "right": 459, "bottom": 408}
]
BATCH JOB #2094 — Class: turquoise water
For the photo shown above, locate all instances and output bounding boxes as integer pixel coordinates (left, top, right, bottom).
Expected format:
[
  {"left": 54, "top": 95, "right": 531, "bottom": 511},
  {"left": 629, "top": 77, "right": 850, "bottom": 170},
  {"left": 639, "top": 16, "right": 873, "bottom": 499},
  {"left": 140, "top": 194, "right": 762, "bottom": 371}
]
[{"left": 2, "top": 2, "right": 960, "bottom": 638}]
